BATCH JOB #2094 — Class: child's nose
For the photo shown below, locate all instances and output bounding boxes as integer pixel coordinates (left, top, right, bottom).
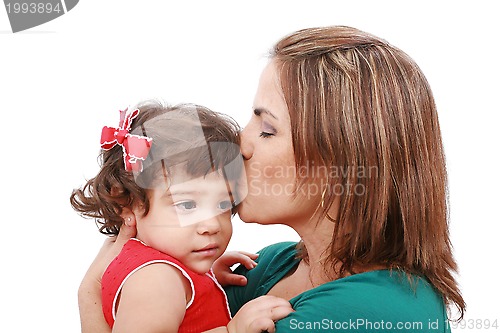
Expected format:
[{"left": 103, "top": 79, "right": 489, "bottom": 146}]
[{"left": 196, "top": 216, "right": 221, "bottom": 235}]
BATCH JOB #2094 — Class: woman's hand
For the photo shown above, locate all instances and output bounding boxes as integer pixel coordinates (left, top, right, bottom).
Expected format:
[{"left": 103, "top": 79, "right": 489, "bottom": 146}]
[
  {"left": 212, "top": 251, "right": 258, "bottom": 286},
  {"left": 78, "top": 223, "right": 136, "bottom": 333},
  {"left": 226, "top": 295, "right": 294, "bottom": 333}
]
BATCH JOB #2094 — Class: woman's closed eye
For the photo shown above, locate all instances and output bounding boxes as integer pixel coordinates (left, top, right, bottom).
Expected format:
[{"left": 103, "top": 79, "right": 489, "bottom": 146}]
[
  {"left": 253, "top": 108, "right": 277, "bottom": 138},
  {"left": 260, "top": 122, "right": 277, "bottom": 138},
  {"left": 259, "top": 131, "right": 275, "bottom": 138}
]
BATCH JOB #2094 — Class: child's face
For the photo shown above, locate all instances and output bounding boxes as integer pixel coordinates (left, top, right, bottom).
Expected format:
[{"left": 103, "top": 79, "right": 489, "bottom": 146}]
[{"left": 134, "top": 171, "right": 234, "bottom": 274}]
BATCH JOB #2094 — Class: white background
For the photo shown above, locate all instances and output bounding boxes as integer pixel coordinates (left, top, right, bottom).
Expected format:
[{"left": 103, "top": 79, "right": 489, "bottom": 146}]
[{"left": 1, "top": 1, "right": 498, "bottom": 331}]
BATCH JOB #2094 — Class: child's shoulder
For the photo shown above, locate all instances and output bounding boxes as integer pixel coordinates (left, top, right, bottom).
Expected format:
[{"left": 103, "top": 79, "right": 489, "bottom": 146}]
[
  {"left": 122, "top": 238, "right": 180, "bottom": 262},
  {"left": 107, "top": 238, "right": 186, "bottom": 277}
]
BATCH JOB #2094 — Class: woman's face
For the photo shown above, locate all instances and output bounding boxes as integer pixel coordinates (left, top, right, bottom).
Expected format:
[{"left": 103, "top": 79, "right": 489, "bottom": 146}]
[{"left": 238, "top": 61, "right": 319, "bottom": 226}]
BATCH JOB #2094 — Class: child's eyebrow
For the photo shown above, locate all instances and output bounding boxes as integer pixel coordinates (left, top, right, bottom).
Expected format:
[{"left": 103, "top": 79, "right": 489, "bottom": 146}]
[
  {"left": 163, "top": 189, "right": 233, "bottom": 197},
  {"left": 165, "top": 190, "right": 196, "bottom": 197}
]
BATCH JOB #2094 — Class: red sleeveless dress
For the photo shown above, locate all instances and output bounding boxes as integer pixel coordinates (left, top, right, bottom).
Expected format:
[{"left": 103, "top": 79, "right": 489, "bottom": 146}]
[{"left": 102, "top": 238, "right": 231, "bottom": 332}]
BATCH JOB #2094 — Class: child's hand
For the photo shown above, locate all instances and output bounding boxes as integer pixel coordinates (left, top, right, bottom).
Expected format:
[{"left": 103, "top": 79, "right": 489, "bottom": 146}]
[
  {"left": 212, "top": 251, "right": 258, "bottom": 286},
  {"left": 226, "top": 295, "right": 294, "bottom": 333}
]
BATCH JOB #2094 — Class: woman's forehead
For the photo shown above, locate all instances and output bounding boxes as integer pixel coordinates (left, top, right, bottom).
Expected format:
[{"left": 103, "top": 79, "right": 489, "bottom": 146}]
[{"left": 253, "top": 61, "right": 289, "bottom": 121}]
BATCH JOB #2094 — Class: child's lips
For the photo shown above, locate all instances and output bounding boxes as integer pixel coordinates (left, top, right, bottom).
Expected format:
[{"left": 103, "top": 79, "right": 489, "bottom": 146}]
[{"left": 193, "top": 243, "right": 219, "bottom": 256}]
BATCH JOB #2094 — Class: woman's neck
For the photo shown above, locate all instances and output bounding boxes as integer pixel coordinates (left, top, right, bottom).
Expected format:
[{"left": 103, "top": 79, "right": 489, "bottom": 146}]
[
  {"left": 292, "top": 216, "right": 389, "bottom": 285},
  {"left": 292, "top": 216, "right": 339, "bottom": 284}
]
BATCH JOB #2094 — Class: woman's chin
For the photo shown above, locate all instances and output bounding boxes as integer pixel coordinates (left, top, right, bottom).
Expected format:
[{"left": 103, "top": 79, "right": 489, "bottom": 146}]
[
  {"left": 235, "top": 202, "right": 251, "bottom": 222},
  {"left": 236, "top": 201, "right": 261, "bottom": 224}
]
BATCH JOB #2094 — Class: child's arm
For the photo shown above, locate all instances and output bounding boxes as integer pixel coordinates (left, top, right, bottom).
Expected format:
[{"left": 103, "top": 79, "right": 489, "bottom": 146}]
[{"left": 112, "top": 263, "right": 189, "bottom": 333}]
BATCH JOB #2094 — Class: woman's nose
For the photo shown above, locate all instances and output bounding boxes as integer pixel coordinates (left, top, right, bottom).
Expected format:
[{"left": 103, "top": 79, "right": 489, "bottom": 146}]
[{"left": 239, "top": 126, "right": 253, "bottom": 160}]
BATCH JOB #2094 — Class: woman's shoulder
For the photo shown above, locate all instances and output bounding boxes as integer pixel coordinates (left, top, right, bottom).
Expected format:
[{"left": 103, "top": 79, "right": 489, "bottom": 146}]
[
  {"left": 293, "top": 269, "right": 445, "bottom": 309},
  {"left": 225, "top": 241, "right": 300, "bottom": 315},
  {"left": 251, "top": 241, "right": 301, "bottom": 276},
  {"left": 278, "top": 270, "right": 449, "bottom": 332},
  {"left": 239, "top": 241, "right": 299, "bottom": 285},
  {"left": 297, "top": 269, "right": 442, "bottom": 302},
  {"left": 255, "top": 241, "right": 298, "bottom": 262}
]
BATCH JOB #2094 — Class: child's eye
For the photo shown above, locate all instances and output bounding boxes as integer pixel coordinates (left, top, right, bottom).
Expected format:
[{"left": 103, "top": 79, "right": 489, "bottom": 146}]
[
  {"left": 174, "top": 200, "right": 197, "bottom": 211},
  {"left": 217, "top": 200, "right": 233, "bottom": 211}
]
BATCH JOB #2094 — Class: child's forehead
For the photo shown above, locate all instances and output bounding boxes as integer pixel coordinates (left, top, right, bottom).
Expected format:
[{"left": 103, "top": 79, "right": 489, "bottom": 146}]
[
  {"left": 168, "top": 165, "right": 227, "bottom": 185},
  {"left": 154, "top": 170, "right": 234, "bottom": 198}
]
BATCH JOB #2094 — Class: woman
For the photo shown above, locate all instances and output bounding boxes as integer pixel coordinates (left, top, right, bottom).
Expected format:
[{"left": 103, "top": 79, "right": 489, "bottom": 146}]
[{"left": 79, "top": 26, "right": 465, "bottom": 332}]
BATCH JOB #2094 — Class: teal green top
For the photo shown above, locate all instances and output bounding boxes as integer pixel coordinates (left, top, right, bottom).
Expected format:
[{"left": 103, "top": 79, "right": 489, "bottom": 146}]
[{"left": 225, "top": 242, "right": 451, "bottom": 332}]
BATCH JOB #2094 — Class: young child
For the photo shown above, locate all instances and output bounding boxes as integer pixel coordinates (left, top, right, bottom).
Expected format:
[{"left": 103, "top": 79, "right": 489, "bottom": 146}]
[{"left": 70, "top": 101, "right": 291, "bottom": 333}]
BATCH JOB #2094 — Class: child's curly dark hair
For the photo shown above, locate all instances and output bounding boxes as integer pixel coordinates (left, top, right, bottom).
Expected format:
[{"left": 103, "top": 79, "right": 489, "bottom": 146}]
[{"left": 70, "top": 101, "right": 241, "bottom": 235}]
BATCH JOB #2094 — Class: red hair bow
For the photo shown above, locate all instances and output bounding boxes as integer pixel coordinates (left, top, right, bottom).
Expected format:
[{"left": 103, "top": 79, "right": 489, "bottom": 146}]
[{"left": 100, "top": 108, "right": 152, "bottom": 172}]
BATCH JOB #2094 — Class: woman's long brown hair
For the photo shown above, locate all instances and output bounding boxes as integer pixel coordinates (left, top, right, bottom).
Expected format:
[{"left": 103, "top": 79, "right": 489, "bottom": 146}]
[{"left": 272, "top": 26, "right": 465, "bottom": 319}]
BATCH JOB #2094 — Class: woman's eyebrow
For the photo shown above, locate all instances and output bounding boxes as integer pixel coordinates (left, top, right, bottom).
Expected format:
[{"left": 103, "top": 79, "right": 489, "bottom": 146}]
[{"left": 253, "top": 107, "right": 278, "bottom": 120}]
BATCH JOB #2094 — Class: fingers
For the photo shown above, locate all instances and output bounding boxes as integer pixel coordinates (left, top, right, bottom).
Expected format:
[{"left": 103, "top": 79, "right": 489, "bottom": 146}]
[
  {"left": 213, "top": 269, "right": 247, "bottom": 287},
  {"left": 86, "top": 223, "right": 137, "bottom": 280},
  {"left": 237, "top": 252, "right": 258, "bottom": 270},
  {"left": 249, "top": 318, "right": 276, "bottom": 333},
  {"left": 116, "top": 221, "right": 137, "bottom": 245},
  {"left": 243, "top": 295, "right": 294, "bottom": 318},
  {"left": 219, "top": 251, "right": 258, "bottom": 270},
  {"left": 251, "top": 295, "right": 294, "bottom": 321},
  {"left": 254, "top": 305, "right": 294, "bottom": 333},
  {"left": 226, "top": 274, "right": 248, "bottom": 286},
  {"left": 213, "top": 251, "right": 258, "bottom": 287},
  {"left": 236, "top": 251, "right": 259, "bottom": 260},
  {"left": 231, "top": 296, "right": 294, "bottom": 333},
  {"left": 238, "top": 258, "right": 258, "bottom": 270},
  {"left": 269, "top": 304, "right": 294, "bottom": 321},
  {"left": 253, "top": 295, "right": 292, "bottom": 308}
]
